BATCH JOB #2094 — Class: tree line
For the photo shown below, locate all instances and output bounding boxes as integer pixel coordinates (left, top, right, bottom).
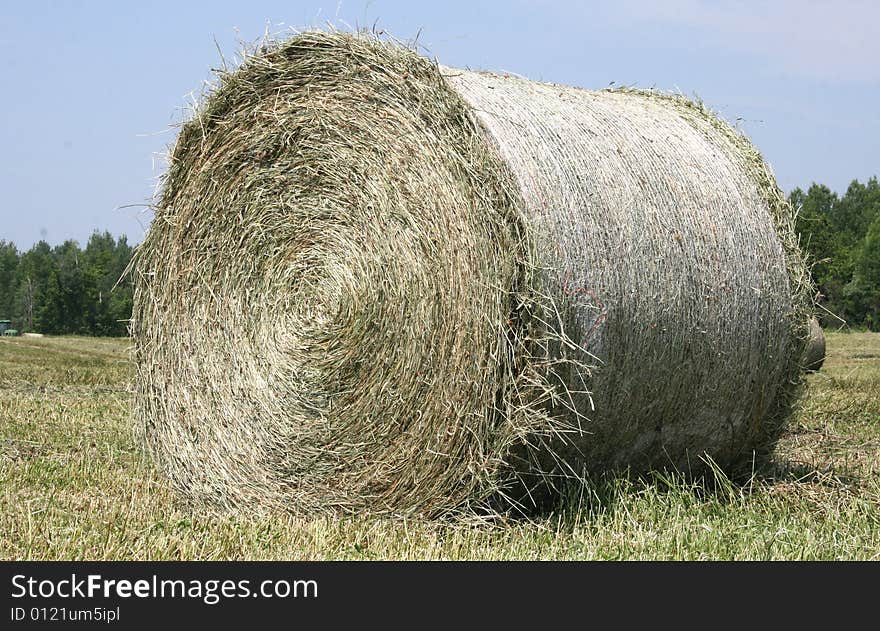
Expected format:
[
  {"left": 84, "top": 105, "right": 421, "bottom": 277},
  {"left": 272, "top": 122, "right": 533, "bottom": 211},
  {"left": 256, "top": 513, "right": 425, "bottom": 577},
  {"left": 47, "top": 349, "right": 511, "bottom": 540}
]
[
  {"left": 791, "top": 176, "right": 880, "bottom": 330},
  {"left": 0, "top": 232, "right": 133, "bottom": 336},
  {"left": 0, "top": 177, "right": 877, "bottom": 337}
]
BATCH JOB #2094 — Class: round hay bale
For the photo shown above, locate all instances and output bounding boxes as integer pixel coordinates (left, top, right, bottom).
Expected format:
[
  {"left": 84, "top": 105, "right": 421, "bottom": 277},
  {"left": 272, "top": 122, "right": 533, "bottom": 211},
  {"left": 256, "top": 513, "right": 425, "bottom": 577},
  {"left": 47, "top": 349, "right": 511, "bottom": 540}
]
[
  {"left": 803, "top": 317, "right": 826, "bottom": 372},
  {"left": 132, "top": 31, "right": 811, "bottom": 516}
]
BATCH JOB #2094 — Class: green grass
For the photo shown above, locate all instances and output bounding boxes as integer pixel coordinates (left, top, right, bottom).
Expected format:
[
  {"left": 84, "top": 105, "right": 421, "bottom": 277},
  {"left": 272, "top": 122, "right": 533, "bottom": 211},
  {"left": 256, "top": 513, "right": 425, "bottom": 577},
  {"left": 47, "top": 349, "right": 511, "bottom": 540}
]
[{"left": 1, "top": 333, "right": 878, "bottom": 560}]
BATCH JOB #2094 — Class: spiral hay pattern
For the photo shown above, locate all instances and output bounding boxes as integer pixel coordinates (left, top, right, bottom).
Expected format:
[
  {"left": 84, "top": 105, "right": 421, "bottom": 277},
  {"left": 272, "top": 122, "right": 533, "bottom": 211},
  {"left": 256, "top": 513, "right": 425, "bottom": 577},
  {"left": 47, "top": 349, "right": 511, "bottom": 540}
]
[{"left": 132, "top": 31, "right": 811, "bottom": 517}]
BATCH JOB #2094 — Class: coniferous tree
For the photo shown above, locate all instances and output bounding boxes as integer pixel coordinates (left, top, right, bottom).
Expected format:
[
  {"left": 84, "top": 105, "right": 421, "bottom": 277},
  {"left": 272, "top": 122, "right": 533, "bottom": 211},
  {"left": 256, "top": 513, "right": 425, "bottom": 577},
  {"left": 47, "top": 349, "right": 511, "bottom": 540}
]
[
  {"left": 0, "top": 240, "right": 19, "bottom": 320},
  {"left": 54, "top": 239, "right": 90, "bottom": 334},
  {"left": 15, "top": 241, "right": 63, "bottom": 333}
]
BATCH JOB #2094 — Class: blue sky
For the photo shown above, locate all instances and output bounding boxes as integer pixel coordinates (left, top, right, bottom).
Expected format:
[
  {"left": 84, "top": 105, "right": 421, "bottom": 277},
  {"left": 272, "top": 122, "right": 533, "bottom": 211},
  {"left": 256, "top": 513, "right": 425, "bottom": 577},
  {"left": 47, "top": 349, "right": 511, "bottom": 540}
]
[{"left": 1, "top": 0, "right": 877, "bottom": 249}]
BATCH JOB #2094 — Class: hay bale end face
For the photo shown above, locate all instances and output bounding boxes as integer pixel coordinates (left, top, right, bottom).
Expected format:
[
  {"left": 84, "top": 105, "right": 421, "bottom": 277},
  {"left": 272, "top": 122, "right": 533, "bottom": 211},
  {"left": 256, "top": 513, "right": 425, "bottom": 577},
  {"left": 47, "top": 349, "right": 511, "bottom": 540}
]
[{"left": 132, "top": 31, "right": 811, "bottom": 516}]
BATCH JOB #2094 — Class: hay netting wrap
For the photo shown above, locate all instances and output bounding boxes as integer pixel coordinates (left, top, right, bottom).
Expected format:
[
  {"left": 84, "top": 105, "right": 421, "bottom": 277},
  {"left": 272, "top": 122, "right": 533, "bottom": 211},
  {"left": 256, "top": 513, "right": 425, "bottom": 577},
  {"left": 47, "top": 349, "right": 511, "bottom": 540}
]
[{"left": 132, "top": 31, "right": 811, "bottom": 517}]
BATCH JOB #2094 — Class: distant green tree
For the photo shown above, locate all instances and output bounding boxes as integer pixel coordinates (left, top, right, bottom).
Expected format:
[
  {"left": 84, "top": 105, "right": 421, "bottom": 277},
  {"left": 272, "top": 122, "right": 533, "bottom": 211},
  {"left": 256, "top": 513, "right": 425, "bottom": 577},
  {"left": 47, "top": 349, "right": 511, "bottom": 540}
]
[
  {"left": 83, "top": 231, "right": 113, "bottom": 334},
  {"left": 849, "top": 212, "right": 880, "bottom": 330},
  {"left": 792, "top": 186, "right": 844, "bottom": 293},
  {"left": 833, "top": 178, "right": 880, "bottom": 246},
  {"left": 791, "top": 184, "right": 849, "bottom": 321},
  {"left": 1, "top": 235, "right": 136, "bottom": 335},
  {"left": 0, "top": 240, "right": 19, "bottom": 321},
  {"left": 15, "top": 241, "right": 63, "bottom": 333},
  {"left": 84, "top": 231, "right": 133, "bottom": 336},
  {"left": 108, "top": 235, "right": 134, "bottom": 336},
  {"left": 791, "top": 177, "right": 880, "bottom": 328},
  {"left": 54, "top": 239, "right": 92, "bottom": 334}
]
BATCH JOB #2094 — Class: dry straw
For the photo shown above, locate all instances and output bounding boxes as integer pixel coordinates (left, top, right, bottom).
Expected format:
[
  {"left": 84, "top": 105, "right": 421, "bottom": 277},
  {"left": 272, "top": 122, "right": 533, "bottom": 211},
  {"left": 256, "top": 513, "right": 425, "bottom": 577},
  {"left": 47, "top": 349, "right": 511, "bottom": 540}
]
[{"left": 132, "top": 30, "right": 812, "bottom": 517}]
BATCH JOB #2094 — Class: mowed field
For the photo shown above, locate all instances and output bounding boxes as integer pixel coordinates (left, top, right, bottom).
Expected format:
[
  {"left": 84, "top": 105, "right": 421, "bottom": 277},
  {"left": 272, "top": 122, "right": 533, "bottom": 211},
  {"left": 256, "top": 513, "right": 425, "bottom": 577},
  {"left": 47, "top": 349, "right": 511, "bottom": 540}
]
[{"left": 1, "top": 333, "right": 878, "bottom": 560}]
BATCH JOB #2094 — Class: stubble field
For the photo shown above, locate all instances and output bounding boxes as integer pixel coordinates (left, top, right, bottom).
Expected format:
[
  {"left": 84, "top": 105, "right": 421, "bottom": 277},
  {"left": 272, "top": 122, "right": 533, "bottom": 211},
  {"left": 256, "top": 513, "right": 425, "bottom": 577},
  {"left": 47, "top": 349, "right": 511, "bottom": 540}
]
[{"left": 1, "top": 332, "right": 878, "bottom": 559}]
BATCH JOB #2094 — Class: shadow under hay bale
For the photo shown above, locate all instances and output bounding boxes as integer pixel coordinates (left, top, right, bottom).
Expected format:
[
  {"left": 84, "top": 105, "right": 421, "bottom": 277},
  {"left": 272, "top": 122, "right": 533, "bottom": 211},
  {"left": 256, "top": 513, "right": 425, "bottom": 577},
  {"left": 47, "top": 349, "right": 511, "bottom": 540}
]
[{"left": 131, "top": 31, "right": 812, "bottom": 517}]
